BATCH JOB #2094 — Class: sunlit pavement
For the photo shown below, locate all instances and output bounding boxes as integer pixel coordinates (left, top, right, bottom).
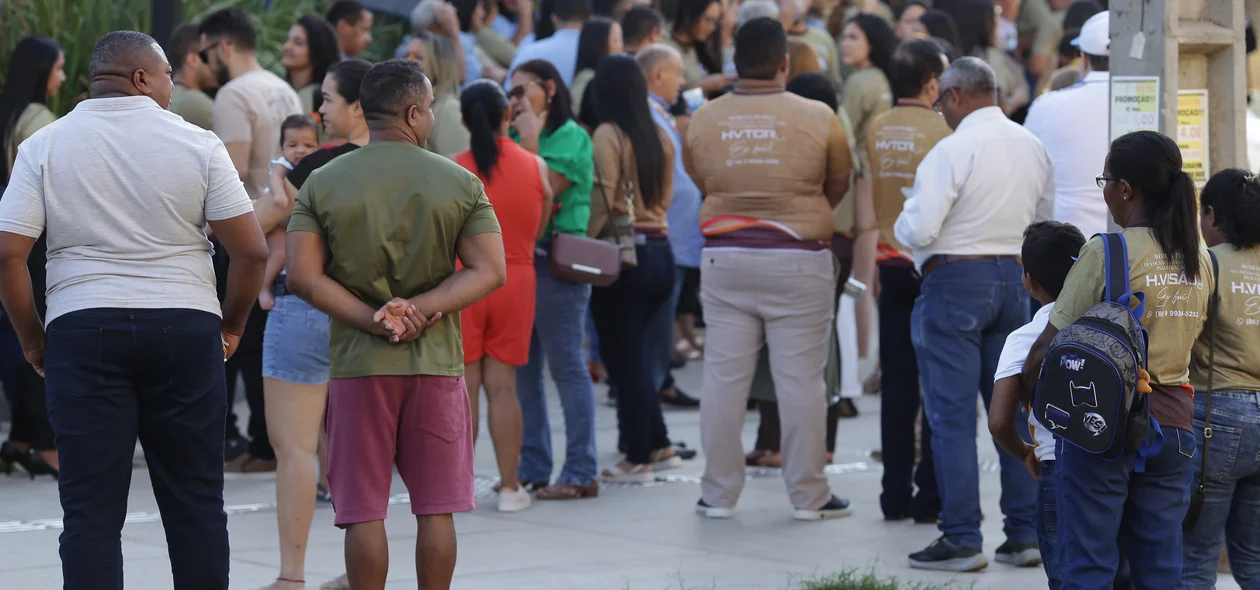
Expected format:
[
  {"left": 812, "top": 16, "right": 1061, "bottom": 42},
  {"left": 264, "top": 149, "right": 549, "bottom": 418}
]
[{"left": 0, "top": 359, "right": 1241, "bottom": 589}]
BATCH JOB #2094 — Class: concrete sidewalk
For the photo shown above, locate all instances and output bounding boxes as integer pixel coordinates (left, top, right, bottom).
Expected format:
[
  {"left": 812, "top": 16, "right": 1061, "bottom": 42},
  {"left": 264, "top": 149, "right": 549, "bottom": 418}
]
[{"left": 0, "top": 360, "right": 1241, "bottom": 589}]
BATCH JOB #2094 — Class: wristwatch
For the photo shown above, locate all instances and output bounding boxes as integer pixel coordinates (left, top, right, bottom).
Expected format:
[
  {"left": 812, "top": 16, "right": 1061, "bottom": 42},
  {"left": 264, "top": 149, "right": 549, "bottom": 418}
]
[{"left": 843, "top": 278, "right": 868, "bottom": 298}]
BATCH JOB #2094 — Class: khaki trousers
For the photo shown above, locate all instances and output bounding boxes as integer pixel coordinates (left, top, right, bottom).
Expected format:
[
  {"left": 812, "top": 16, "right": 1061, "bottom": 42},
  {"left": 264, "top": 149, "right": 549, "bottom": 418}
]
[{"left": 699, "top": 248, "right": 836, "bottom": 510}]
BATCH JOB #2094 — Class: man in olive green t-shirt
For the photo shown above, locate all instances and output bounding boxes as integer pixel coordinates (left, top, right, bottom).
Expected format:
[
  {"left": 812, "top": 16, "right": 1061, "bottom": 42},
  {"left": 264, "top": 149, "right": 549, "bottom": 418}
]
[
  {"left": 164, "top": 23, "right": 218, "bottom": 131},
  {"left": 286, "top": 60, "right": 505, "bottom": 590}
]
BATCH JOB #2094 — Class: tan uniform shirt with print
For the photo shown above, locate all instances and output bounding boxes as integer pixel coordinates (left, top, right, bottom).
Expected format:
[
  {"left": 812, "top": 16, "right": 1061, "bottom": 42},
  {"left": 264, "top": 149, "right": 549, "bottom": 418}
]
[
  {"left": 685, "top": 88, "right": 853, "bottom": 242},
  {"left": 589, "top": 123, "right": 674, "bottom": 232},
  {"left": 865, "top": 104, "right": 952, "bottom": 252},
  {"left": 1190, "top": 244, "right": 1260, "bottom": 393},
  {"left": 1051, "top": 228, "right": 1214, "bottom": 431},
  {"left": 841, "top": 67, "right": 892, "bottom": 178}
]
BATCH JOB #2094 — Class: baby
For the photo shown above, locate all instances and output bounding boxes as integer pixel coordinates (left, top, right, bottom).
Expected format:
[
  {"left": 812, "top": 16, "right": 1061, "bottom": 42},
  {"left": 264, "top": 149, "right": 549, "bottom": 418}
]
[{"left": 260, "top": 114, "right": 320, "bottom": 311}]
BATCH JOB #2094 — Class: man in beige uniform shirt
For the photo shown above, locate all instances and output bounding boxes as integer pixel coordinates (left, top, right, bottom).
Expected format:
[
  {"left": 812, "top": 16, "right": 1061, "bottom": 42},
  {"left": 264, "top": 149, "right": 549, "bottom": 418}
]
[
  {"left": 165, "top": 23, "right": 218, "bottom": 131},
  {"left": 685, "top": 17, "right": 853, "bottom": 521},
  {"left": 864, "top": 38, "right": 950, "bottom": 524},
  {"left": 199, "top": 8, "right": 304, "bottom": 200}
]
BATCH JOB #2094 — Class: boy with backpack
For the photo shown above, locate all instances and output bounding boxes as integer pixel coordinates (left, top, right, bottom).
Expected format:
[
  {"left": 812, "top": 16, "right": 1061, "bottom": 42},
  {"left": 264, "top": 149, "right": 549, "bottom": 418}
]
[{"left": 989, "top": 221, "right": 1086, "bottom": 584}]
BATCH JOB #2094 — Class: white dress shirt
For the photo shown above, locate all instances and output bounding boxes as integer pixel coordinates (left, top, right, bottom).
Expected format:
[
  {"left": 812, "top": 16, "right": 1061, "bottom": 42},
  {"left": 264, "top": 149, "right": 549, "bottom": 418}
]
[
  {"left": 894, "top": 105, "right": 1055, "bottom": 270},
  {"left": 1023, "top": 70, "right": 1110, "bottom": 238}
]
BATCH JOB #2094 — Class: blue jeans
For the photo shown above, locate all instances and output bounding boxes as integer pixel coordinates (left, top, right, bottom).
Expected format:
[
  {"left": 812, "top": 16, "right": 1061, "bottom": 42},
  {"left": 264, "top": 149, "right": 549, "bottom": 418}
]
[
  {"left": 517, "top": 254, "right": 598, "bottom": 486},
  {"left": 1056, "top": 427, "right": 1197, "bottom": 589},
  {"left": 1039, "top": 460, "right": 1063, "bottom": 589},
  {"left": 911, "top": 258, "right": 1035, "bottom": 548},
  {"left": 1182, "top": 391, "right": 1260, "bottom": 589},
  {"left": 44, "top": 308, "right": 229, "bottom": 589}
]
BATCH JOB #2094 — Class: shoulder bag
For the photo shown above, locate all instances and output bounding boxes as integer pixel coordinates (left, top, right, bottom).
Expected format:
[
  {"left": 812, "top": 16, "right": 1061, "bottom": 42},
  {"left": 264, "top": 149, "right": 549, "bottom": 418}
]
[
  {"left": 548, "top": 128, "right": 637, "bottom": 287},
  {"left": 1184, "top": 250, "right": 1220, "bottom": 530}
]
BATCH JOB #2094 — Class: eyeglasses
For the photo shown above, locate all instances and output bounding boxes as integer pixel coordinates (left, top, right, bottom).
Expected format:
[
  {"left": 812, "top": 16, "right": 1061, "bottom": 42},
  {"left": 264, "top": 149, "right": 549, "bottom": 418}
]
[
  {"left": 932, "top": 89, "right": 952, "bottom": 113},
  {"left": 1096, "top": 175, "right": 1118, "bottom": 189},
  {"left": 507, "top": 80, "right": 536, "bottom": 100},
  {"left": 198, "top": 41, "right": 221, "bottom": 64}
]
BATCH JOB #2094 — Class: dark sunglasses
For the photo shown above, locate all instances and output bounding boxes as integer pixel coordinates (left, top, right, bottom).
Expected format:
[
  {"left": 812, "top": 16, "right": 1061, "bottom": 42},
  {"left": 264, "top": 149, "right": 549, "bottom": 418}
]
[{"left": 199, "top": 41, "right": 221, "bottom": 64}]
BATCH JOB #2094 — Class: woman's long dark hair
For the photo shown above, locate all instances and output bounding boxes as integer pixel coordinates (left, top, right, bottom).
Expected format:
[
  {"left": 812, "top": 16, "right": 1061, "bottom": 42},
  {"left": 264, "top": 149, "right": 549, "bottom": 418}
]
[
  {"left": 460, "top": 80, "right": 510, "bottom": 180},
  {"left": 575, "top": 17, "right": 617, "bottom": 72},
  {"left": 514, "top": 59, "right": 575, "bottom": 133},
  {"left": 1108, "top": 130, "right": 1202, "bottom": 280},
  {"left": 920, "top": 9, "right": 960, "bottom": 50},
  {"left": 848, "top": 13, "right": 898, "bottom": 78},
  {"left": 0, "top": 35, "right": 60, "bottom": 182},
  {"left": 536, "top": 0, "right": 557, "bottom": 39},
  {"left": 948, "top": 0, "right": 996, "bottom": 58},
  {"left": 327, "top": 59, "right": 373, "bottom": 104},
  {"left": 1201, "top": 169, "right": 1260, "bottom": 249},
  {"left": 673, "top": 0, "right": 721, "bottom": 75},
  {"left": 591, "top": 54, "right": 666, "bottom": 209},
  {"left": 293, "top": 15, "right": 342, "bottom": 113}
]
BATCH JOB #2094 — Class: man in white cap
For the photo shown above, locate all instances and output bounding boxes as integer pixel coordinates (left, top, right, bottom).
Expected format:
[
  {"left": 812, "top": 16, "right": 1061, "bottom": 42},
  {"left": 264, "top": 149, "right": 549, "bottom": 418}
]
[{"left": 1023, "top": 10, "right": 1111, "bottom": 238}]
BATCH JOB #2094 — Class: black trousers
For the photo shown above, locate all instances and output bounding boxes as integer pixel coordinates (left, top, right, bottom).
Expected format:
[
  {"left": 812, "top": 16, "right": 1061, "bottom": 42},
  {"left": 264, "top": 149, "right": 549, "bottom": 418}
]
[
  {"left": 0, "top": 317, "right": 54, "bottom": 450},
  {"left": 224, "top": 303, "right": 270, "bottom": 460},
  {"left": 591, "top": 238, "right": 676, "bottom": 465},
  {"left": 212, "top": 239, "right": 272, "bottom": 460},
  {"left": 45, "top": 309, "right": 229, "bottom": 589},
  {"left": 878, "top": 264, "right": 939, "bottom": 520}
]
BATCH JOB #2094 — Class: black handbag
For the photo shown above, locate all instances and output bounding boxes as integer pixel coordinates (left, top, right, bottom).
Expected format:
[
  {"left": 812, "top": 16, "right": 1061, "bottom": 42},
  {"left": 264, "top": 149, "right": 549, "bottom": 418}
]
[{"left": 1183, "top": 250, "right": 1220, "bottom": 531}]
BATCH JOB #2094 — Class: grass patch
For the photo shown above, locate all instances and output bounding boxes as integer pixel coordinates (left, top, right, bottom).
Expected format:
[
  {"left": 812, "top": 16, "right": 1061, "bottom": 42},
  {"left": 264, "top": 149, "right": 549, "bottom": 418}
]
[{"left": 796, "top": 568, "right": 973, "bottom": 590}]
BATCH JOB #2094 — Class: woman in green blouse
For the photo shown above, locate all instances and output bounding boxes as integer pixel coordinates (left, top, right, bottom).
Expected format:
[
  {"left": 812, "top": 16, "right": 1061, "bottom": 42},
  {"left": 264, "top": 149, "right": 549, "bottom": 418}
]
[
  {"left": 506, "top": 59, "right": 602, "bottom": 500},
  {"left": 0, "top": 35, "right": 65, "bottom": 478}
]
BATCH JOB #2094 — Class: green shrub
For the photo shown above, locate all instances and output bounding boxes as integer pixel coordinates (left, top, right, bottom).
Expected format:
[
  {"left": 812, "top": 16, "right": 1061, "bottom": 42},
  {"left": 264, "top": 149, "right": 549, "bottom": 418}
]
[{"left": 0, "top": 0, "right": 330, "bottom": 116}]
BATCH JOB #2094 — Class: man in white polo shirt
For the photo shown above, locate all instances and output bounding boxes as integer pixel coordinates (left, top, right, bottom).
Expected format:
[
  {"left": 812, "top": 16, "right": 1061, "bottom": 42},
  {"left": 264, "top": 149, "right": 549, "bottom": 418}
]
[
  {"left": 0, "top": 31, "right": 267, "bottom": 588},
  {"left": 1023, "top": 11, "right": 1111, "bottom": 238},
  {"left": 894, "top": 56, "right": 1054, "bottom": 572}
]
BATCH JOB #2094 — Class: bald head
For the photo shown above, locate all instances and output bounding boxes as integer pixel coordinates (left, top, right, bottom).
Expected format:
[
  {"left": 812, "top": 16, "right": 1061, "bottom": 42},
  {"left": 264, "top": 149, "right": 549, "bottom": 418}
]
[
  {"left": 636, "top": 43, "right": 685, "bottom": 105},
  {"left": 89, "top": 31, "right": 174, "bottom": 107}
]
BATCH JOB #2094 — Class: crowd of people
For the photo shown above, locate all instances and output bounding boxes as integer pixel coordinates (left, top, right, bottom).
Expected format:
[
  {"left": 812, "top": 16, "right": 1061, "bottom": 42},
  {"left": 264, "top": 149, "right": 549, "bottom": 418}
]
[{"left": 1, "top": 0, "right": 1259, "bottom": 589}]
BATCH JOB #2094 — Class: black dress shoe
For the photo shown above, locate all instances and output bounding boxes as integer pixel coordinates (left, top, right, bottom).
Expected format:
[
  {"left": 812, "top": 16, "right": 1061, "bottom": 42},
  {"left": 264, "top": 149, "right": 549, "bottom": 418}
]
[{"left": 661, "top": 386, "right": 700, "bottom": 408}]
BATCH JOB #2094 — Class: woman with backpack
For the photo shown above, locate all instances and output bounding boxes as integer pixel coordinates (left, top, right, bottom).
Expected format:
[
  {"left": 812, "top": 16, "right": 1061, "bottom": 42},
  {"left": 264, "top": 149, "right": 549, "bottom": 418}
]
[
  {"left": 1181, "top": 169, "right": 1260, "bottom": 589},
  {"left": 1022, "top": 130, "right": 1214, "bottom": 588}
]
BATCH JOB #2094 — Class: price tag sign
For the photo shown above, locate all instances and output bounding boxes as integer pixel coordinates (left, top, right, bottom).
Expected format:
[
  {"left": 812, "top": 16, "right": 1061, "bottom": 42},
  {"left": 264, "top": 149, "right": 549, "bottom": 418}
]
[
  {"left": 1176, "top": 89, "right": 1210, "bottom": 188},
  {"left": 1110, "top": 76, "right": 1160, "bottom": 141}
]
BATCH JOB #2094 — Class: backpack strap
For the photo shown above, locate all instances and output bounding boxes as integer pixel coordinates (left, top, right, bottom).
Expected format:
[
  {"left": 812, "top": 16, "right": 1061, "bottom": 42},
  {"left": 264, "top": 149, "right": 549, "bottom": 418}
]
[{"left": 1101, "top": 232, "right": 1146, "bottom": 319}]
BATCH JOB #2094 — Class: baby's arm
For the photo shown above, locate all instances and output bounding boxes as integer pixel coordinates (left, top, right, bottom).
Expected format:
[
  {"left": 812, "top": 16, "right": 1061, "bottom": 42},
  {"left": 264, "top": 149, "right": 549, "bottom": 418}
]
[
  {"left": 269, "top": 163, "right": 293, "bottom": 209},
  {"left": 258, "top": 228, "right": 287, "bottom": 310}
]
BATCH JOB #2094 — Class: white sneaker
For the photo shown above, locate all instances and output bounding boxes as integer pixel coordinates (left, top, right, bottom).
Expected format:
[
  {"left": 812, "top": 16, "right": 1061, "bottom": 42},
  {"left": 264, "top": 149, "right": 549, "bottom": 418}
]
[
  {"left": 498, "top": 486, "right": 532, "bottom": 513},
  {"left": 696, "top": 499, "right": 734, "bottom": 519}
]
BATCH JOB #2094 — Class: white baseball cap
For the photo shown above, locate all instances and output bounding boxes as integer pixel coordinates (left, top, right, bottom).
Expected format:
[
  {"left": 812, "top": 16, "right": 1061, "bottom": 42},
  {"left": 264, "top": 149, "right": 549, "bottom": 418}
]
[{"left": 1071, "top": 12, "right": 1110, "bottom": 57}]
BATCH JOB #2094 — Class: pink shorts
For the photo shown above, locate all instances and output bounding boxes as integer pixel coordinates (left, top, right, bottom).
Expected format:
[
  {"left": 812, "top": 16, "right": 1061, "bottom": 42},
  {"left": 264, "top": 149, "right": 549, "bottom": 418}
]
[{"left": 325, "top": 375, "right": 475, "bottom": 525}]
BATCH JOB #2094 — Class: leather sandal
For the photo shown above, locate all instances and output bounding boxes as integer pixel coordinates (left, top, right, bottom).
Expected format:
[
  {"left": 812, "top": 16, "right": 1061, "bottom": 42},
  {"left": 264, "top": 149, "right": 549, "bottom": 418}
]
[{"left": 536, "top": 481, "right": 600, "bottom": 500}]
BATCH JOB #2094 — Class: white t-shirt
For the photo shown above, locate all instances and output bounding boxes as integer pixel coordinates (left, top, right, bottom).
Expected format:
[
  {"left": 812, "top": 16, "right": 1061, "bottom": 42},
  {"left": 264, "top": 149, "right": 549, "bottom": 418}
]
[
  {"left": 0, "top": 95, "right": 254, "bottom": 324},
  {"left": 994, "top": 302, "right": 1057, "bottom": 462}
]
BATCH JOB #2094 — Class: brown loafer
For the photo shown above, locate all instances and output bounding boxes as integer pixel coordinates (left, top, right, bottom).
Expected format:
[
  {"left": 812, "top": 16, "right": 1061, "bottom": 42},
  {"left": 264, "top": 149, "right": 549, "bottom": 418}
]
[{"left": 535, "top": 481, "right": 599, "bottom": 500}]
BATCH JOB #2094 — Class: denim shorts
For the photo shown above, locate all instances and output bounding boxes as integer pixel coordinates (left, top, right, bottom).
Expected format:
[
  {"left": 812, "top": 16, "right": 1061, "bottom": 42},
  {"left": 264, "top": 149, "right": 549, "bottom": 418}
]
[{"left": 262, "top": 294, "right": 330, "bottom": 384}]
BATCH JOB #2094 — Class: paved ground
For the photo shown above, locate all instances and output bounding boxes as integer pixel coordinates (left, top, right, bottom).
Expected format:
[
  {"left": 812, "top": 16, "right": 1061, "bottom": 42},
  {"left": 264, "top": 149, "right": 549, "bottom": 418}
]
[{"left": 0, "top": 359, "right": 1242, "bottom": 589}]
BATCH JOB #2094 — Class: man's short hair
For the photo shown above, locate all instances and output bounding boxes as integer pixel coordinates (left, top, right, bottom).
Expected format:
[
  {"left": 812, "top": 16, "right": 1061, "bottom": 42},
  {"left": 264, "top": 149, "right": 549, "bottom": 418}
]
[
  {"left": 554, "top": 0, "right": 593, "bottom": 24},
  {"left": 1022, "top": 221, "right": 1086, "bottom": 298},
  {"left": 198, "top": 8, "right": 258, "bottom": 51},
  {"left": 622, "top": 6, "right": 665, "bottom": 47},
  {"left": 1086, "top": 53, "right": 1109, "bottom": 72},
  {"left": 635, "top": 43, "right": 680, "bottom": 73},
  {"left": 733, "top": 17, "right": 786, "bottom": 80},
  {"left": 90, "top": 30, "right": 161, "bottom": 78},
  {"left": 165, "top": 23, "right": 201, "bottom": 73},
  {"left": 360, "top": 59, "right": 431, "bottom": 126},
  {"left": 888, "top": 38, "right": 946, "bottom": 101},
  {"left": 327, "top": 0, "right": 368, "bottom": 26},
  {"left": 940, "top": 56, "right": 996, "bottom": 98}
]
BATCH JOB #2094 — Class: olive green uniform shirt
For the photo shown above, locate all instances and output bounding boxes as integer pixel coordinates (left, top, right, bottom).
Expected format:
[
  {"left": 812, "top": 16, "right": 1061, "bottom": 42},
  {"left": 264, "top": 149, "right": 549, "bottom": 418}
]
[
  {"left": 1051, "top": 228, "right": 1213, "bottom": 430},
  {"left": 1190, "top": 244, "right": 1260, "bottom": 394},
  {"left": 288, "top": 142, "right": 501, "bottom": 379}
]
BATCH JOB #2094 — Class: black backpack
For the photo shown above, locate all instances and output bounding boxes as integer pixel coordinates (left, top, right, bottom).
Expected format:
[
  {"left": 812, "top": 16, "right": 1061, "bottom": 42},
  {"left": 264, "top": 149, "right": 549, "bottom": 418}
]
[{"left": 1033, "top": 233, "right": 1160, "bottom": 463}]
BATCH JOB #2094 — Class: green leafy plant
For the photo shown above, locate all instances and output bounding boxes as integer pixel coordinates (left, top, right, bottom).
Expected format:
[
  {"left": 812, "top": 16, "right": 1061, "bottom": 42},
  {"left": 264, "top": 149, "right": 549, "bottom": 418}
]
[
  {"left": 0, "top": 0, "right": 329, "bottom": 116},
  {"left": 796, "top": 568, "right": 974, "bottom": 590}
]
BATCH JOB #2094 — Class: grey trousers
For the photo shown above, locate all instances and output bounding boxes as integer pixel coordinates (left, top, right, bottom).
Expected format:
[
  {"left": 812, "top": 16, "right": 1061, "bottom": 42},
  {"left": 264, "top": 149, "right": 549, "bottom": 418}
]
[{"left": 699, "top": 248, "right": 836, "bottom": 510}]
